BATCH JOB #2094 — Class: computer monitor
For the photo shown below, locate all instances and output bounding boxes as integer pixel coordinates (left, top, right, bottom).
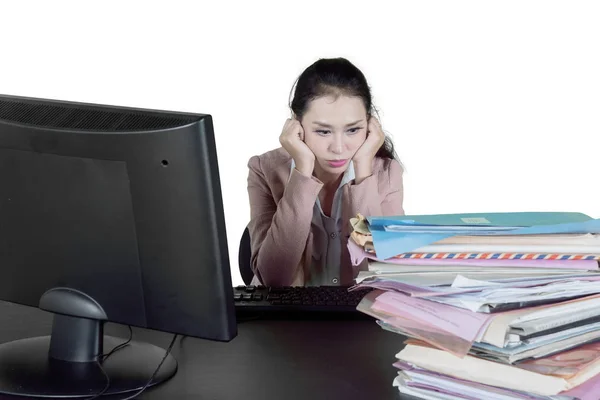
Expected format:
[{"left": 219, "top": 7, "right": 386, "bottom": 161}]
[{"left": 0, "top": 94, "right": 237, "bottom": 398}]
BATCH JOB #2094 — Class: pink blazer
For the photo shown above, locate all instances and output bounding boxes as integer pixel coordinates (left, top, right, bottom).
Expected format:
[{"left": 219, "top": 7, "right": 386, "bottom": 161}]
[{"left": 247, "top": 147, "right": 405, "bottom": 286}]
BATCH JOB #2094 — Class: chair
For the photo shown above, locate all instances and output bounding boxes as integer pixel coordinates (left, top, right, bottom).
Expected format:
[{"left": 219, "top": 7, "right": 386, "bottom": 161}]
[{"left": 238, "top": 226, "right": 254, "bottom": 285}]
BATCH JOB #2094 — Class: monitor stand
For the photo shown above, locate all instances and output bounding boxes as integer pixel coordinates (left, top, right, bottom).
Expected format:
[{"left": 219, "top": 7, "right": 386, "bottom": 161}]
[{"left": 0, "top": 288, "right": 177, "bottom": 398}]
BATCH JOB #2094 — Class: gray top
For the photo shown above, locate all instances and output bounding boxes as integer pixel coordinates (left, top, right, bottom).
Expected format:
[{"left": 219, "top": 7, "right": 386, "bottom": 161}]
[{"left": 289, "top": 160, "right": 355, "bottom": 286}]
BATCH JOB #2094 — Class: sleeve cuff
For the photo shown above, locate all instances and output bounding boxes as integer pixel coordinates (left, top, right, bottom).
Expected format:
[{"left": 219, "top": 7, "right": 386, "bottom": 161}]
[{"left": 285, "top": 168, "right": 323, "bottom": 200}]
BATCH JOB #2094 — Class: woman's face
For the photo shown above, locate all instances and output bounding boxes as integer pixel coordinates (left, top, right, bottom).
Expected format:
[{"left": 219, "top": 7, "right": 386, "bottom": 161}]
[{"left": 300, "top": 95, "right": 368, "bottom": 177}]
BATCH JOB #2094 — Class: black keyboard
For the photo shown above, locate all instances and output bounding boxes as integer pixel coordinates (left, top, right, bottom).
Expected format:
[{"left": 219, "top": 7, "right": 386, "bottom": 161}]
[{"left": 233, "top": 285, "right": 373, "bottom": 318}]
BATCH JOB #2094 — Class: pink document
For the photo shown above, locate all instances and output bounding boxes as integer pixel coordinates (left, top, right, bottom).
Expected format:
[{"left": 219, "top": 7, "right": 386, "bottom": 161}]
[
  {"left": 358, "top": 290, "right": 480, "bottom": 356},
  {"left": 371, "top": 291, "right": 493, "bottom": 355},
  {"left": 562, "top": 370, "right": 600, "bottom": 400},
  {"left": 517, "top": 341, "right": 600, "bottom": 378}
]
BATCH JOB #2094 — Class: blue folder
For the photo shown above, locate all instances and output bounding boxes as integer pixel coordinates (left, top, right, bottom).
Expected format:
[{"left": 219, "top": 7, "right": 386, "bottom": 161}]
[
  {"left": 367, "top": 211, "right": 592, "bottom": 228},
  {"left": 367, "top": 212, "right": 600, "bottom": 260}
]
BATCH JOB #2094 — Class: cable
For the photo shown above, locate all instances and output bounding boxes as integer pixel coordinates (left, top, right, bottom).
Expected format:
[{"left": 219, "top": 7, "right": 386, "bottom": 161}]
[
  {"left": 87, "top": 360, "right": 110, "bottom": 400},
  {"left": 118, "top": 334, "right": 179, "bottom": 400},
  {"left": 101, "top": 325, "right": 133, "bottom": 361},
  {"left": 86, "top": 329, "right": 178, "bottom": 399},
  {"left": 87, "top": 325, "right": 133, "bottom": 399}
]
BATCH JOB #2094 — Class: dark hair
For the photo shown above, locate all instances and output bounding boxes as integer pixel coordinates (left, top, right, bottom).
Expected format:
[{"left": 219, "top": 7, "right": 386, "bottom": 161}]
[{"left": 288, "top": 57, "right": 397, "bottom": 160}]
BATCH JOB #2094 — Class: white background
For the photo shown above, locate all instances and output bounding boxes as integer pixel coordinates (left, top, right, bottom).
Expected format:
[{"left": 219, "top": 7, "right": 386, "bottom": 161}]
[{"left": 1, "top": 1, "right": 598, "bottom": 286}]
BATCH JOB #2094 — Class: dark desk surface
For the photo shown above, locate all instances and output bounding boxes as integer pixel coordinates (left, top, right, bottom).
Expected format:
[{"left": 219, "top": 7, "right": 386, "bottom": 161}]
[{"left": 0, "top": 301, "right": 419, "bottom": 399}]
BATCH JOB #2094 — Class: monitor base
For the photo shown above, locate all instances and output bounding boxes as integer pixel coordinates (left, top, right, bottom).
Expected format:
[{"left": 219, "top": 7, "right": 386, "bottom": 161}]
[{"left": 0, "top": 335, "right": 177, "bottom": 398}]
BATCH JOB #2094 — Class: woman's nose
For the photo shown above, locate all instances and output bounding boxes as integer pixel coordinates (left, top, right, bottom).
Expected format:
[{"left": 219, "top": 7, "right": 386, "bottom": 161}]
[{"left": 329, "top": 135, "right": 343, "bottom": 154}]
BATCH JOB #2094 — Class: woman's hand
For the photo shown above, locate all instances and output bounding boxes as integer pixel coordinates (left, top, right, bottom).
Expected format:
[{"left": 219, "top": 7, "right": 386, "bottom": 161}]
[
  {"left": 279, "top": 118, "right": 315, "bottom": 177},
  {"left": 352, "top": 115, "right": 385, "bottom": 184}
]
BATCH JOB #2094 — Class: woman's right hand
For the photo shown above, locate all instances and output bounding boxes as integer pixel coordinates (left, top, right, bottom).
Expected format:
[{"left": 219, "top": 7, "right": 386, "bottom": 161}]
[{"left": 279, "top": 118, "right": 315, "bottom": 177}]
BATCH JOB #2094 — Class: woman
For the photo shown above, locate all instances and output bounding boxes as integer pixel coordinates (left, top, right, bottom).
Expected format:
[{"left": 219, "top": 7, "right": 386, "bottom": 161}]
[{"left": 246, "top": 57, "right": 405, "bottom": 287}]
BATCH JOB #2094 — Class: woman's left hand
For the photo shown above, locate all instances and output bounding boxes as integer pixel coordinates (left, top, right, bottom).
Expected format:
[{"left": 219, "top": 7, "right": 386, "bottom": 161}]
[{"left": 352, "top": 116, "right": 385, "bottom": 184}]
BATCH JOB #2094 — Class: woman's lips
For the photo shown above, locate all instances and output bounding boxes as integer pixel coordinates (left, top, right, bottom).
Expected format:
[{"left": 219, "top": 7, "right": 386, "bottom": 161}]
[{"left": 327, "top": 159, "right": 348, "bottom": 168}]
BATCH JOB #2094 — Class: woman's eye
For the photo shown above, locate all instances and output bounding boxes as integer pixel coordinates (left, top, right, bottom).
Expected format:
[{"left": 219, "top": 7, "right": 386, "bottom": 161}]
[
  {"left": 316, "top": 130, "right": 330, "bottom": 135},
  {"left": 347, "top": 127, "right": 361, "bottom": 134}
]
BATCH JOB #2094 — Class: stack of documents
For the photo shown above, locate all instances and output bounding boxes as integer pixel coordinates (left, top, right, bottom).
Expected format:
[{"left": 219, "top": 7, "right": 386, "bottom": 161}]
[
  {"left": 349, "top": 211, "right": 600, "bottom": 399},
  {"left": 349, "top": 212, "right": 600, "bottom": 286}
]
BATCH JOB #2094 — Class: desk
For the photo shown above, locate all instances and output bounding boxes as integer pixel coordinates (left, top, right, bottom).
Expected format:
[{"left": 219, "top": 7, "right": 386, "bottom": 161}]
[{"left": 0, "top": 301, "right": 419, "bottom": 399}]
